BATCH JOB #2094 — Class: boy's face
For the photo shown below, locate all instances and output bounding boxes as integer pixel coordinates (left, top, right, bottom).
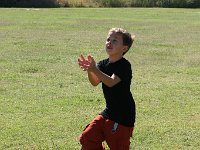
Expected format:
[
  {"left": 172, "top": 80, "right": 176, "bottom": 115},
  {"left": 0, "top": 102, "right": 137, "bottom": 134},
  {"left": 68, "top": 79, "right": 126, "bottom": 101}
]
[{"left": 105, "top": 32, "right": 128, "bottom": 57}]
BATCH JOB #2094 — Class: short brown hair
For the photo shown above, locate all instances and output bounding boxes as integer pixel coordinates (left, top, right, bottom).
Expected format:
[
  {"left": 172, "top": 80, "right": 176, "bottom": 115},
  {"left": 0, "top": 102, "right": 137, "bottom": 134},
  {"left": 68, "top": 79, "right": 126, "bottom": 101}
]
[{"left": 108, "top": 27, "right": 135, "bottom": 55}]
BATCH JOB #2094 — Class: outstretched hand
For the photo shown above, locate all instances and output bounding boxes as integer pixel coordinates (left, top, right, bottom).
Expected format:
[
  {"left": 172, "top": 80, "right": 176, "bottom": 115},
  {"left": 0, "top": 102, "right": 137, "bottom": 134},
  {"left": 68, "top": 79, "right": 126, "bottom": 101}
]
[{"left": 78, "top": 55, "right": 96, "bottom": 72}]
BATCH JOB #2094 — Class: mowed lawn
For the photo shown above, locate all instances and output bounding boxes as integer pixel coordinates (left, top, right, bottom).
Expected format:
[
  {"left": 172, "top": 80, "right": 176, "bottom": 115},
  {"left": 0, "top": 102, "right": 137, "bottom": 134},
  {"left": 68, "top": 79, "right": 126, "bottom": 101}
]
[{"left": 0, "top": 8, "right": 200, "bottom": 149}]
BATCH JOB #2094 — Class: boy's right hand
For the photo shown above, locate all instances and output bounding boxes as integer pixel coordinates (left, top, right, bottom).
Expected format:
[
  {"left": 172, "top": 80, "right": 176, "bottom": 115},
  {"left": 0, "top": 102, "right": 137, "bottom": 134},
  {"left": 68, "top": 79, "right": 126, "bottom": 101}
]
[
  {"left": 78, "top": 55, "right": 88, "bottom": 71},
  {"left": 78, "top": 55, "right": 97, "bottom": 72}
]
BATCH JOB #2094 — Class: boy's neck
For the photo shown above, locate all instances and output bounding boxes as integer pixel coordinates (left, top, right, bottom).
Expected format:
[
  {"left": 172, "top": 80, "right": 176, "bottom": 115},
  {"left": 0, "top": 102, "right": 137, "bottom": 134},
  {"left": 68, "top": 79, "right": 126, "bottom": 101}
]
[{"left": 109, "top": 55, "right": 123, "bottom": 63}]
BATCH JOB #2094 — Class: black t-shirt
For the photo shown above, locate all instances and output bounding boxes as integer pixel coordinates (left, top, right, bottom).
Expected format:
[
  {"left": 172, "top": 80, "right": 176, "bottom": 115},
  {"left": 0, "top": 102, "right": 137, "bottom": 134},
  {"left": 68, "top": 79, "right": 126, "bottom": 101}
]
[{"left": 97, "top": 57, "right": 136, "bottom": 127}]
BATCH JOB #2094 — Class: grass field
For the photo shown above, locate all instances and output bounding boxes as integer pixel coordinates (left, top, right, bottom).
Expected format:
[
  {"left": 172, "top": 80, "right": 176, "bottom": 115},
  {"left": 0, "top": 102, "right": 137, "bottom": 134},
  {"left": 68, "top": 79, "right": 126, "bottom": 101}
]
[{"left": 0, "top": 8, "right": 200, "bottom": 149}]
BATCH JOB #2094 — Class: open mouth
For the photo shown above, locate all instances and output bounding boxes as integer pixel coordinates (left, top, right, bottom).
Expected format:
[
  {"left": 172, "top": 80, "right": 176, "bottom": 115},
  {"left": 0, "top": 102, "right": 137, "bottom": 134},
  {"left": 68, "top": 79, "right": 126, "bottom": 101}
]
[{"left": 107, "top": 45, "right": 113, "bottom": 50}]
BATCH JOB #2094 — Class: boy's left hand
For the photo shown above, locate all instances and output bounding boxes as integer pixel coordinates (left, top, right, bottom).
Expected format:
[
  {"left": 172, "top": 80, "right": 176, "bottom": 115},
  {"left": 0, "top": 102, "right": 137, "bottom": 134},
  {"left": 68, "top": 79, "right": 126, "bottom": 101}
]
[{"left": 78, "top": 55, "right": 96, "bottom": 72}]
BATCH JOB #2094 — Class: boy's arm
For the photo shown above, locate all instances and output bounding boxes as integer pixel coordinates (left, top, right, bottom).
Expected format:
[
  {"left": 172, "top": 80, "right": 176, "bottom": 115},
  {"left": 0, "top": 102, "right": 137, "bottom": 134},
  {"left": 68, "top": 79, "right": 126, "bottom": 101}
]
[
  {"left": 87, "top": 71, "right": 100, "bottom": 86},
  {"left": 92, "top": 67, "right": 121, "bottom": 87},
  {"left": 78, "top": 55, "right": 120, "bottom": 87}
]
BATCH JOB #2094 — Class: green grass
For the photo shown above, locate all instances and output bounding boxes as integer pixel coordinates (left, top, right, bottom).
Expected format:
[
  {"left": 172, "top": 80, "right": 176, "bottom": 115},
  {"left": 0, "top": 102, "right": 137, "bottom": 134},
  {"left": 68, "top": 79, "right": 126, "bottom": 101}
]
[{"left": 0, "top": 8, "right": 200, "bottom": 149}]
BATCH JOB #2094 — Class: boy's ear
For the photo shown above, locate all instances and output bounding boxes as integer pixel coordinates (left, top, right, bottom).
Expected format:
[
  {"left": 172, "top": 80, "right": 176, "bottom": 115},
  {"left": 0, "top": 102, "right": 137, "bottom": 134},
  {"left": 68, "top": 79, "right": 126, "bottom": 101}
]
[{"left": 123, "top": 46, "right": 128, "bottom": 53}]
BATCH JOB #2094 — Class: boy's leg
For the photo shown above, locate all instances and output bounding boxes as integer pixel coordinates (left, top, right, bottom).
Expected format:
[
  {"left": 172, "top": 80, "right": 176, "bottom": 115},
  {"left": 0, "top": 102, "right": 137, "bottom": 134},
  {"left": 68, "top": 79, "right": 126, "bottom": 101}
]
[
  {"left": 104, "top": 120, "right": 133, "bottom": 150},
  {"left": 79, "top": 115, "right": 105, "bottom": 150}
]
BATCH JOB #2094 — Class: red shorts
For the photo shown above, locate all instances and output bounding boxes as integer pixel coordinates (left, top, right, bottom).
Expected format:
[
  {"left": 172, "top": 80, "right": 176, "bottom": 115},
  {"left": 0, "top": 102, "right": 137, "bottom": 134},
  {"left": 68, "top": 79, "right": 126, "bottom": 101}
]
[{"left": 79, "top": 115, "right": 134, "bottom": 150}]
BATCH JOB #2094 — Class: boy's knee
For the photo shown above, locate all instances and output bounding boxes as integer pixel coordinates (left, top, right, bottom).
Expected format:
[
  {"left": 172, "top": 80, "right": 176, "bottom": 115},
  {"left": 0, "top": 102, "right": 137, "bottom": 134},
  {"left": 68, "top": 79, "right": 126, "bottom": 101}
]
[
  {"left": 79, "top": 134, "right": 105, "bottom": 150},
  {"left": 79, "top": 134, "right": 85, "bottom": 145},
  {"left": 79, "top": 133, "right": 90, "bottom": 147}
]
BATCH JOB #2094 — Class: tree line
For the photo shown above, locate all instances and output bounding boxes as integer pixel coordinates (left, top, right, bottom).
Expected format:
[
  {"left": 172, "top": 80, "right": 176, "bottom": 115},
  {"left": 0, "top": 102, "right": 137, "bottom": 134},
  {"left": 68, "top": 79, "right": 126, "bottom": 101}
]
[{"left": 0, "top": 0, "right": 199, "bottom": 8}]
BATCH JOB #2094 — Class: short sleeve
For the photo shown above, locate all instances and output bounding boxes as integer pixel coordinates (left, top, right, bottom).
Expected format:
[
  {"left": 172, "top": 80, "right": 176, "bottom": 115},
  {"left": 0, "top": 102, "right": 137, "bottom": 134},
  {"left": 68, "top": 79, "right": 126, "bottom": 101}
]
[{"left": 114, "top": 61, "right": 132, "bottom": 84}]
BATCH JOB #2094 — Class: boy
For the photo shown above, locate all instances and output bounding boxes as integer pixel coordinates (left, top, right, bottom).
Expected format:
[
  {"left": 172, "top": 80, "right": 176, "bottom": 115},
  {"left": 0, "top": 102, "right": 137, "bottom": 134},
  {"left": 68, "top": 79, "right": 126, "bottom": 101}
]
[{"left": 78, "top": 28, "right": 136, "bottom": 150}]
